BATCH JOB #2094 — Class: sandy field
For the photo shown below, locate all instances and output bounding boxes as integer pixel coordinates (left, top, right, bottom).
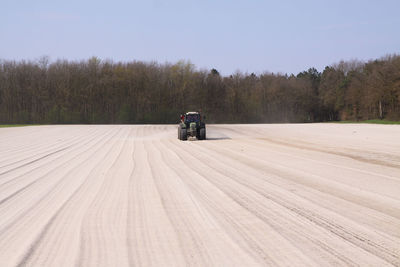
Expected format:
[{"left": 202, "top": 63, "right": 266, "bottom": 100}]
[{"left": 0, "top": 124, "right": 399, "bottom": 266}]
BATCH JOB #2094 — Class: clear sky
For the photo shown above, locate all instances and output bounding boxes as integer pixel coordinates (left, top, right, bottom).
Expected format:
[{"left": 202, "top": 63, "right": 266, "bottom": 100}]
[{"left": 1, "top": 0, "right": 399, "bottom": 75}]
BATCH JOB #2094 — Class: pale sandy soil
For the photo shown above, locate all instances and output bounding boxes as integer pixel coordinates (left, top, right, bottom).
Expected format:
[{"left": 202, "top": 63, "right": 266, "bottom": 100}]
[{"left": 0, "top": 124, "right": 399, "bottom": 266}]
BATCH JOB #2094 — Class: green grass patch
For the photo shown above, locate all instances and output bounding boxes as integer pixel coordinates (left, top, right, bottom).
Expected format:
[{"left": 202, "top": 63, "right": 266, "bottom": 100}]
[
  {"left": 0, "top": 124, "right": 38, "bottom": 128},
  {"left": 332, "top": 120, "right": 400, "bottom": 125}
]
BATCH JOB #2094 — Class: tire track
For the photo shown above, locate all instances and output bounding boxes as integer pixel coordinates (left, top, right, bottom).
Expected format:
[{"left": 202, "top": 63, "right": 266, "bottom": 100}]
[
  {"left": 76, "top": 126, "right": 134, "bottom": 267},
  {"left": 195, "top": 138, "right": 400, "bottom": 219},
  {"left": 157, "top": 139, "right": 318, "bottom": 266},
  {"left": 0, "top": 127, "right": 124, "bottom": 265},
  {"left": 0, "top": 126, "right": 87, "bottom": 163},
  {"left": 162, "top": 139, "right": 361, "bottom": 266},
  {"left": 125, "top": 130, "right": 187, "bottom": 267},
  {"left": 0, "top": 126, "right": 100, "bottom": 173},
  {"left": 0, "top": 126, "right": 105, "bottom": 190},
  {"left": 164, "top": 138, "right": 399, "bottom": 266},
  {"left": 16, "top": 126, "right": 128, "bottom": 266},
  {"left": 0, "top": 126, "right": 116, "bottom": 210}
]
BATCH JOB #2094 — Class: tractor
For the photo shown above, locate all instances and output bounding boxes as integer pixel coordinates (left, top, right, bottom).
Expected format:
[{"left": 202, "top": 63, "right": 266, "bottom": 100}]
[{"left": 178, "top": 112, "right": 206, "bottom": 141}]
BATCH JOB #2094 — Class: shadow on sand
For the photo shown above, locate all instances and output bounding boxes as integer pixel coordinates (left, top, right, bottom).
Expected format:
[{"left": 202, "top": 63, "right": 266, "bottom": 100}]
[{"left": 206, "top": 136, "right": 231, "bottom": 141}]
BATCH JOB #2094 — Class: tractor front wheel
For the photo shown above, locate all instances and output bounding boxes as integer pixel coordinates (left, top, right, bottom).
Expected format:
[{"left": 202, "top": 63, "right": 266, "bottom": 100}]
[{"left": 181, "top": 128, "right": 187, "bottom": 141}]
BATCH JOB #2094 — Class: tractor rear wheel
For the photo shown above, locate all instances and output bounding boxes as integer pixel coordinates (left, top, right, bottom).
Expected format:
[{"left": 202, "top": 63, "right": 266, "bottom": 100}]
[{"left": 199, "top": 128, "right": 206, "bottom": 140}]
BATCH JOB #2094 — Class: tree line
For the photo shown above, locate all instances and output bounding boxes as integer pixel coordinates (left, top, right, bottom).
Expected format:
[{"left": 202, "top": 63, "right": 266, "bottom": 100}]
[{"left": 0, "top": 55, "right": 399, "bottom": 124}]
